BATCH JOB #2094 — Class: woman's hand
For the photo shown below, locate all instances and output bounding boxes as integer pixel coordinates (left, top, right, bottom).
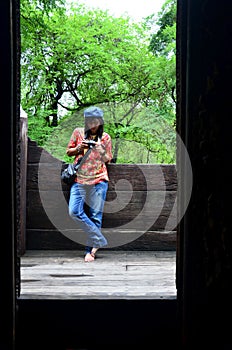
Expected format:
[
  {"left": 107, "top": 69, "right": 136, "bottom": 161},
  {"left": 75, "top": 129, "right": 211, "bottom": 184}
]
[
  {"left": 79, "top": 141, "right": 89, "bottom": 151},
  {"left": 66, "top": 141, "right": 87, "bottom": 156}
]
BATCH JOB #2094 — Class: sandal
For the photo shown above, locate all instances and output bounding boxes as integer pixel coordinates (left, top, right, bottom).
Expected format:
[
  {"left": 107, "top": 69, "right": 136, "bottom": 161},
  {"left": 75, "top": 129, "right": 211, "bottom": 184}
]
[
  {"left": 84, "top": 252, "right": 94, "bottom": 262},
  {"left": 91, "top": 248, "right": 98, "bottom": 259},
  {"left": 90, "top": 251, "right": 96, "bottom": 259}
]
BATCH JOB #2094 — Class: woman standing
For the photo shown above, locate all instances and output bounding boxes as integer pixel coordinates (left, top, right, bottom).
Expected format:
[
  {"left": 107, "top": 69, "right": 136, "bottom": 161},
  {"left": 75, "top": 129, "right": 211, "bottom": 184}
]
[{"left": 66, "top": 106, "right": 112, "bottom": 262}]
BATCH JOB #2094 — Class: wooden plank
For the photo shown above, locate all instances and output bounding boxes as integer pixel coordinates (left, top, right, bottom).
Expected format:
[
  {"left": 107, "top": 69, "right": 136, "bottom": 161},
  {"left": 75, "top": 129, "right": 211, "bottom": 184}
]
[
  {"left": 28, "top": 139, "right": 177, "bottom": 191},
  {"left": 25, "top": 139, "right": 177, "bottom": 252},
  {"left": 19, "top": 250, "right": 176, "bottom": 300},
  {"left": 27, "top": 162, "right": 177, "bottom": 192},
  {"left": 107, "top": 163, "right": 177, "bottom": 191},
  {"left": 26, "top": 229, "right": 176, "bottom": 251},
  {"left": 27, "top": 138, "right": 58, "bottom": 164},
  {"left": 26, "top": 189, "right": 176, "bottom": 229}
]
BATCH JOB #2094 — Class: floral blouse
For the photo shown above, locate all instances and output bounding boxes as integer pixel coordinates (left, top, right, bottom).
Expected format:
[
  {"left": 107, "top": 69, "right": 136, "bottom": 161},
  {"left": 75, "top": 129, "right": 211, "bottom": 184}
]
[{"left": 67, "top": 127, "right": 113, "bottom": 185}]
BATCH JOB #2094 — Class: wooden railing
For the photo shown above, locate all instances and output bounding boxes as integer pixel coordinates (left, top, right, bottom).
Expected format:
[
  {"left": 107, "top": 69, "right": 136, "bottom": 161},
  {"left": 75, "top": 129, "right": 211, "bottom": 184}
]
[{"left": 23, "top": 138, "right": 177, "bottom": 254}]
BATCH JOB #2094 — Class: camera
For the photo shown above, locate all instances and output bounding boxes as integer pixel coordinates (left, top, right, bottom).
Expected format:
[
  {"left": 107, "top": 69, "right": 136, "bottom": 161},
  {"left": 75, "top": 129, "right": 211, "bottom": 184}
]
[
  {"left": 83, "top": 140, "right": 97, "bottom": 149},
  {"left": 88, "top": 140, "right": 96, "bottom": 149}
]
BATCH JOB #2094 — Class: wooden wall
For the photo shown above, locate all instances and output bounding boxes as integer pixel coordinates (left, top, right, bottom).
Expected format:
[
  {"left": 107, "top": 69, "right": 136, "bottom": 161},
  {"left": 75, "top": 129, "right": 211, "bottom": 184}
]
[
  {"left": 25, "top": 138, "right": 177, "bottom": 252},
  {"left": 176, "top": 0, "right": 232, "bottom": 347}
]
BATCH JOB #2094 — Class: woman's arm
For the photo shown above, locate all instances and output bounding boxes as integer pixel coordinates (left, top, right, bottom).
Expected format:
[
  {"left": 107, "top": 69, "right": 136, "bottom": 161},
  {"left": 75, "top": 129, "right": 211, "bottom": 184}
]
[
  {"left": 66, "top": 129, "right": 86, "bottom": 157},
  {"left": 66, "top": 144, "right": 83, "bottom": 157},
  {"left": 95, "top": 135, "right": 112, "bottom": 163}
]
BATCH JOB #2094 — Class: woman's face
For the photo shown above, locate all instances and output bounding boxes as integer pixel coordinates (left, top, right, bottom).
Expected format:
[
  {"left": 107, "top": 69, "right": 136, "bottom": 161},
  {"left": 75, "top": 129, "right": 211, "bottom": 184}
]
[{"left": 86, "top": 118, "right": 101, "bottom": 134}]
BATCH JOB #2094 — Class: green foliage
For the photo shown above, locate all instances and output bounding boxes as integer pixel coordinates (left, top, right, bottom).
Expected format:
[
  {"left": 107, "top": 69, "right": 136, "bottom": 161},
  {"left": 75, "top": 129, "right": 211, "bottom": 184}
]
[
  {"left": 21, "top": 0, "right": 177, "bottom": 164},
  {"left": 146, "top": 0, "right": 177, "bottom": 109},
  {"left": 21, "top": 1, "right": 155, "bottom": 125},
  {"left": 20, "top": 0, "right": 65, "bottom": 12},
  {"left": 106, "top": 123, "right": 175, "bottom": 164},
  {"left": 42, "top": 109, "right": 83, "bottom": 163},
  {"left": 27, "top": 113, "right": 54, "bottom": 145},
  {"left": 42, "top": 103, "right": 176, "bottom": 164},
  {"left": 148, "top": 0, "right": 177, "bottom": 57}
]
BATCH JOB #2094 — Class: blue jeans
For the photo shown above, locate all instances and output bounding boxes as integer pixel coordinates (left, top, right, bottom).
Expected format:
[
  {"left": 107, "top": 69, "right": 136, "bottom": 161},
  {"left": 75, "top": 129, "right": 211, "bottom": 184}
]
[{"left": 69, "top": 181, "right": 108, "bottom": 252}]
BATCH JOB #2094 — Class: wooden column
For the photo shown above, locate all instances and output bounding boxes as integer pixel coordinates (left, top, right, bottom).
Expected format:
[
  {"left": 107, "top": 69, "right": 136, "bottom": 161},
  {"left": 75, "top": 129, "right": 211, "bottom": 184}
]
[
  {"left": 19, "top": 107, "right": 28, "bottom": 255},
  {"left": 0, "top": 0, "right": 19, "bottom": 349},
  {"left": 177, "top": 0, "right": 232, "bottom": 348}
]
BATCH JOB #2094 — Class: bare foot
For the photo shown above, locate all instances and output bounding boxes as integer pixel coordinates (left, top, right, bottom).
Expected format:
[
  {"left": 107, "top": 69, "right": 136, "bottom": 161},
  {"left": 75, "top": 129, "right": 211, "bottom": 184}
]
[
  {"left": 91, "top": 247, "right": 99, "bottom": 258},
  {"left": 84, "top": 252, "right": 95, "bottom": 262}
]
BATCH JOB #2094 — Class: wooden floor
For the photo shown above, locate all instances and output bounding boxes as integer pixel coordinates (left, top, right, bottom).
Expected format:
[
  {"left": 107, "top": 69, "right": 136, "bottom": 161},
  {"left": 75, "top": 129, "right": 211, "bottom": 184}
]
[{"left": 19, "top": 250, "right": 177, "bottom": 300}]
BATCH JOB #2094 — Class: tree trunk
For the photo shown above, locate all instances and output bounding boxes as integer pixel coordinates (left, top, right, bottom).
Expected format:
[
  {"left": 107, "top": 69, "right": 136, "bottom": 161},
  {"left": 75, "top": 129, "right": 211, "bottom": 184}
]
[{"left": 113, "top": 138, "right": 120, "bottom": 163}]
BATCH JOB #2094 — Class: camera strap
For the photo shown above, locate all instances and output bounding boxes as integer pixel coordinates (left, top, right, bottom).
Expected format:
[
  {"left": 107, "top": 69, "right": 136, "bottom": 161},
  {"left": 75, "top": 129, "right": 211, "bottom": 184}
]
[{"left": 74, "top": 147, "right": 92, "bottom": 172}]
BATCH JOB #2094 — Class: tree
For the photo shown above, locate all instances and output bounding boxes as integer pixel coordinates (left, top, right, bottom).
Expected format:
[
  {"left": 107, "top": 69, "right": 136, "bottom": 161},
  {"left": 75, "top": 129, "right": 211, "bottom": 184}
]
[
  {"left": 104, "top": 0, "right": 177, "bottom": 164},
  {"left": 146, "top": 0, "right": 176, "bottom": 109},
  {"left": 21, "top": 2, "right": 158, "bottom": 127},
  {"left": 21, "top": 0, "right": 177, "bottom": 164},
  {"left": 148, "top": 0, "right": 176, "bottom": 57}
]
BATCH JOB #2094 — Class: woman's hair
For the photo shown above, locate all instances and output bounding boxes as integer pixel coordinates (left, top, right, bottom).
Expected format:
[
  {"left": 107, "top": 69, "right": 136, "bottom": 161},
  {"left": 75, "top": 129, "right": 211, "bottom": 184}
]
[{"left": 84, "top": 118, "right": 104, "bottom": 141}]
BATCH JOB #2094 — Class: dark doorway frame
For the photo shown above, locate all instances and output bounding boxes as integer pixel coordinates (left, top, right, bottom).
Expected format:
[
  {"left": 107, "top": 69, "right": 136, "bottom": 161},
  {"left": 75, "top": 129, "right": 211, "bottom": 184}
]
[
  {"left": 0, "top": 0, "right": 188, "bottom": 348},
  {"left": 3, "top": 0, "right": 232, "bottom": 348}
]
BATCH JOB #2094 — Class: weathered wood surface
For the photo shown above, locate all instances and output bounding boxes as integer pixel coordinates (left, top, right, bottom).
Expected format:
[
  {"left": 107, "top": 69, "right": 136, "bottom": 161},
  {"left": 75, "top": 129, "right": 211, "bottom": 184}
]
[
  {"left": 27, "top": 163, "right": 177, "bottom": 191},
  {"left": 19, "top": 250, "right": 176, "bottom": 299},
  {"left": 26, "top": 229, "right": 177, "bottom": 251},
  {"left": 26, "top": 190, "right": 176, "bottom": 230},
  {"left": 19, "top": 109, "right": 28, "bottom": 255},
  {"left": 25, "top": 139, "right": 177, "bottom": 251}
]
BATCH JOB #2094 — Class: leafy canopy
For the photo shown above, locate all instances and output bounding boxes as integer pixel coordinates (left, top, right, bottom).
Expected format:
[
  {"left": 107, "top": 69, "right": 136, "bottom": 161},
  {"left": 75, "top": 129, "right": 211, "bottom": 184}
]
[{"left": 21, "top": 0, "right": 177, "bottom": 164}]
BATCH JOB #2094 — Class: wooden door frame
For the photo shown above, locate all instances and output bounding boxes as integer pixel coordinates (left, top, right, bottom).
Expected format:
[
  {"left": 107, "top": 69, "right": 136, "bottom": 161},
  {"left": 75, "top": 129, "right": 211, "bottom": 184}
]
[
  {"left": 0, "top": 0, "right": 19, "bottom": 348},
  {"left": 1, "top": 0, "right": 188, "bottom": 348}
]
